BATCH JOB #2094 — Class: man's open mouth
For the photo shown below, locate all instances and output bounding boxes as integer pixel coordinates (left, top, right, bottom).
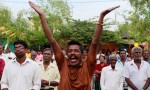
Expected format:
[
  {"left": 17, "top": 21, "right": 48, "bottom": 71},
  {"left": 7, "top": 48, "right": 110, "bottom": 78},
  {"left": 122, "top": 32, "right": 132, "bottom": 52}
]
[{"left": 70, "top": 56, "right": 78, "bottom": 63}]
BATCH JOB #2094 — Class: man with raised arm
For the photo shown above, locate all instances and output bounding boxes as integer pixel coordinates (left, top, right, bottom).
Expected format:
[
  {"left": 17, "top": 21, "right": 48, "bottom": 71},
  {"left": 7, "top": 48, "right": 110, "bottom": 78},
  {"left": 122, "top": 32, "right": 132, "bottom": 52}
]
[{"left": 29, "top": 1, "right": 119, "bottom": 90}]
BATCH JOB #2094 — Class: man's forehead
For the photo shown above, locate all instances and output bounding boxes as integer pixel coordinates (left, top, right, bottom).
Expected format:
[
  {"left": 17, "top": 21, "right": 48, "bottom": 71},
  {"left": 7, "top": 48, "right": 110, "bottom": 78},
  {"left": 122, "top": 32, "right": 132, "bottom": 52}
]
[
  {"left": 134, "top": 49, "right": 141, "bottom": 52},
  {"left": 68, "top": 45, "right": 80, "bottom": 49},
  {"left": 15, "top": 44, "right": 23, "bottom": 47},
  {"left": 43, "top": 50, "right": 51, "bottom": 53},
  {"left": 143, "top": 52, "right": 149, "bottom": 54}
]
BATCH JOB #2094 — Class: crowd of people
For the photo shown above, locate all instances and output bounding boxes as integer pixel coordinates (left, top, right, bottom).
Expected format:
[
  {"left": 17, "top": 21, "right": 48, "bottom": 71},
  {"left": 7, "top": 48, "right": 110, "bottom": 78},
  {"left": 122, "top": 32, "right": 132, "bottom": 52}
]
[
  {"left": 92, "top": 48, "right": 150, "bottom": 90},
  {"left": 0, "top": 1, "right": 149, "bottom": 90}
]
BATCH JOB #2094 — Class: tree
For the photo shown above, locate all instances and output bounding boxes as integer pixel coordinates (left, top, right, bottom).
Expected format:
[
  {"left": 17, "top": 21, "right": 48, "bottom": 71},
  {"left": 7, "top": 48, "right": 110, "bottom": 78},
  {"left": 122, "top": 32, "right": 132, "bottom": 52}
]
[
  {"left": 1, "top": 0, "right": 73, "bottom": 49},
  {"left": 28, "top": 0, "right": 73, "bottom": 49},
  {"left": 58, "top": 19, "right": 123, "bottom": 48},
  {"left": 116, "top": 0, "right": 150, "bottom": 43}
]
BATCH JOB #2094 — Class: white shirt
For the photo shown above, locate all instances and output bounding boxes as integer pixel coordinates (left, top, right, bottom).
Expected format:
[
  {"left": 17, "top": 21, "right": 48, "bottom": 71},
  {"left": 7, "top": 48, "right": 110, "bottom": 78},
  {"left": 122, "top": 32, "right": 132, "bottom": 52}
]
[
  {"left": 123, "top": 60, "right": 150, "bottom": 90},
  {"left": 0, "top": 53, "right": 8, "bottom": 63},
  {"left": 116, "top": 59, "right": 130, "bottom": 90},
  {"left": 6, "top": 52, "right": 16, "bottom": 60},
  {"left": 116, "top": 59, "right": 130, "bottom": 68},
  {"left": 38, "top": 61, "right": 60, "bottom": 90},
  {"left": 100, "top": 65, "right": 123, "bottom": 90},
  {"left": 1, "top": 58, "right": 41, "bottom": 90}
]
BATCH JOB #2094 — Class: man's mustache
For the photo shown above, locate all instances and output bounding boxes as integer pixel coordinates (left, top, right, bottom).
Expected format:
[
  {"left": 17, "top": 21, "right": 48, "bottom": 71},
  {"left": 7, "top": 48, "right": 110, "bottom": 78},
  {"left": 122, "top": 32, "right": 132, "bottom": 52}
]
[{"left": 69, "top": 55, "right": 78, "bottom": 59}]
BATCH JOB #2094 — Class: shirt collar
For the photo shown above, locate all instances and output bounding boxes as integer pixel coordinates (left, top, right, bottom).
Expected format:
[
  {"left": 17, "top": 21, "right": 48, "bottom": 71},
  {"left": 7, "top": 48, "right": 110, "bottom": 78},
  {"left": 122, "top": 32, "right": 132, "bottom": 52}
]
[
  {"left": 39, "top": 61, "right": 56, "bottom": 68},
  {"left": 117, "top": 59, "right": 129, "bottom": 62},
  {"left": 13, "top": 58, "right": 30, "bottom": 65},
  {"left": 130, "top": 59, "right": 144, "bottom": 66}
]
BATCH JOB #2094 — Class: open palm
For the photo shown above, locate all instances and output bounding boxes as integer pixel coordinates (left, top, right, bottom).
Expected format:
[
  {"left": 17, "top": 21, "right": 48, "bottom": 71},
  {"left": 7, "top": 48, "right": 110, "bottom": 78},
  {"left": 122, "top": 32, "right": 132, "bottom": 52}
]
[
  {"left": 29, "top": 1, "right": 44, "bottom": 15},
  {"left": 101, "top": 5, "right": 120, "bottom": 16}
]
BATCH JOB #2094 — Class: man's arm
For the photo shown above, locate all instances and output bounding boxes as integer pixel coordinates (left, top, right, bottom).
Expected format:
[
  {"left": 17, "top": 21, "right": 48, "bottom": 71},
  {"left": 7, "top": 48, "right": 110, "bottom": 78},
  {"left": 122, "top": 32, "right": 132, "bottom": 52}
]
[
  {"left": 41, "top": 80, "right": 59, "bottom": 87},
  {"left": 87, "top": 6, "right": 120, "bottom": 75},
  {"left": 125, "top": 77, "right": 138, "bottom": 90},
  {"left": 29, "top": 1, "right": 64, "bottom": 71},
  {"left": 123, "top": 62, "right": 138, "bottom": 90},
  {"left": 2, "top": 88, "right": 8, "bottom": 90},
  {"left": 142, "top": 65, "right": 150, "bottom": 90},
  {"left": 142, "top": 78, "right": 150, "bottom": 90}
]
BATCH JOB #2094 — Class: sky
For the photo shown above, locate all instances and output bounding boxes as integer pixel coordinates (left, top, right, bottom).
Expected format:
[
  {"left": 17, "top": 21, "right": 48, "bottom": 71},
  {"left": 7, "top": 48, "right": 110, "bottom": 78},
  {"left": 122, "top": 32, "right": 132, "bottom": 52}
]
[{"left": 2, "top": 0, "right": 133, "bottom": 21}]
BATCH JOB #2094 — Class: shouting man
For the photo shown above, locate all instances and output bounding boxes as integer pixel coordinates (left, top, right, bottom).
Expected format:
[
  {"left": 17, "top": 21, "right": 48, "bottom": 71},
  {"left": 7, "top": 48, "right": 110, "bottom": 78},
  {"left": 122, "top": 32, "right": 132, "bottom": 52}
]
[{"left": 29, "top": 1, "right": 119, "bottom": 90}]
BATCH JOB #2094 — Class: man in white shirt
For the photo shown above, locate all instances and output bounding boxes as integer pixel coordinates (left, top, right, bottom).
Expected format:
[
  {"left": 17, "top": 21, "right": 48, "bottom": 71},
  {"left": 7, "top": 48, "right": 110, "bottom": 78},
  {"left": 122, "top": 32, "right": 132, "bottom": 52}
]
[
  {"left": 100, "top": 54, "right": 123, "bottom": 90},
  {"left": 1, "top": 40, "right": 41, "bottom": 90},
  {"left": 38, "top": 48, "right": 60, "bottom": 90},
  {"left": 116, "top": 49, "right": 129, "bottom": 90},
  {"left": 123, "top": 46, "right": 150, "bottom": 90}
]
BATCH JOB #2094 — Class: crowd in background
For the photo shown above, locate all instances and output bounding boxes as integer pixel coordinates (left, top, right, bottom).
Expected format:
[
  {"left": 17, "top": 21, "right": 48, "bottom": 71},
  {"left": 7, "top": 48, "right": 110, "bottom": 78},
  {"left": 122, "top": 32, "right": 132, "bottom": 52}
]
[
  {"left": 0, "top": 2, "right": 149, "bottom": 90},
  {"left": 0, "top": 43, "right": 150, "bottom": 90}
]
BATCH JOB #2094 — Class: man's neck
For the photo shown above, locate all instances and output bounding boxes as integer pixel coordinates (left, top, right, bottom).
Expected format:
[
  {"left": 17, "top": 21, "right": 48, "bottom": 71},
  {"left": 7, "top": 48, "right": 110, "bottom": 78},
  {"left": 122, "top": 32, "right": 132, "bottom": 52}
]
[
  {"left": 43, "top": 61, "right": 51, "bottom": 70},
  {"left": 111, "top": 66, "right": 115, "bottom": 70},
  {"left": 16, "top": 56, "right": 26, "bottom": 64},
  {"left": 43, "top": 61, "right": 50, "bottom": 65},
  {"left": 120, "top": 58, "right": 126, "bottom": 64},
  {"left": 134, "top": 59, "right": 141, "bottom": 63}
]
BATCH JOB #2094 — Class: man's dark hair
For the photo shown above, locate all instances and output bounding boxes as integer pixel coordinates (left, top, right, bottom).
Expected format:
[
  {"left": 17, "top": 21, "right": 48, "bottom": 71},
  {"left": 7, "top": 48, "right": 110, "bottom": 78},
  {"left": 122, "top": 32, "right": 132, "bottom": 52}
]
[
  {"left": 119, "top": 49, "right": 126, "bottom": 54},
  {"left": 43, "top": 48, "right": 52, "bottom": 54},
  {"left": 67, "top": 40, "right": 83, "bottom": 53},
  {"left": 14, "top": 40, "right": 28, "bottom": 49},
  {"left": 82, "top": 48, "right": 89, "bottom": 53}
]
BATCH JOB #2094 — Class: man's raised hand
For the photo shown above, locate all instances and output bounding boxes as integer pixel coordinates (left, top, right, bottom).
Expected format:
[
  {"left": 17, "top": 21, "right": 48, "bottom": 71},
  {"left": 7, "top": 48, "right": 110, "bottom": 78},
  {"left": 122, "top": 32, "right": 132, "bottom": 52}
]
[
  {"left": 101, "top": 5, "right": 120, "bottom": 17},
  {"left": 29, "top": 1, "right": 44, "bottom": 15}
]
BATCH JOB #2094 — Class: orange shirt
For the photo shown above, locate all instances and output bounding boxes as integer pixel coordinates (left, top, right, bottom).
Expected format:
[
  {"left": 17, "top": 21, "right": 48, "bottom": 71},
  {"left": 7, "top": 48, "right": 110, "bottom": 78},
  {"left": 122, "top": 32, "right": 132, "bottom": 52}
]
[{"left": 58, "top": 59, "right": 94, "bottom": 90}]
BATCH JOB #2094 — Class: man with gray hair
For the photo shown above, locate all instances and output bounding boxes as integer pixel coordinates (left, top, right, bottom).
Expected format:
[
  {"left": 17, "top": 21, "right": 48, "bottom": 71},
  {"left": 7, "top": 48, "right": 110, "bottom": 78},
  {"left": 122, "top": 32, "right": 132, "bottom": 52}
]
[
  {"left": 30, "top": 50, "right": 37, "bottom": 61},
  {"left": 123, "top": 46, "right": 150, "bottom": 90},
  {"left": 100, "top": 54, "right": 123, "bottom": 90}
]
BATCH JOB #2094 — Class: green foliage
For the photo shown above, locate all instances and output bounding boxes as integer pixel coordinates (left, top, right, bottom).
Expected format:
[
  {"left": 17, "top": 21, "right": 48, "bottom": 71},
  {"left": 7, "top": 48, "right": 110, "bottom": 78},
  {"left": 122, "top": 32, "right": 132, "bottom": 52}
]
[
  {"left": 101, "top": 30, "right": 122, "bottom": 44},
  {"left": 116, "top": 0, "right": 150, "bottom": 43},
  {"left": 66, "top": 20, "right": 95, "bottom": 45},
  {"left": 0, "top": 0, "right": 123, "bottom": 50},
  {"left": 58, "top": 19, "right": 123, "bottom": 47},
  {"left": 0, "top": 6, "right": 12, "bottom": 26}
]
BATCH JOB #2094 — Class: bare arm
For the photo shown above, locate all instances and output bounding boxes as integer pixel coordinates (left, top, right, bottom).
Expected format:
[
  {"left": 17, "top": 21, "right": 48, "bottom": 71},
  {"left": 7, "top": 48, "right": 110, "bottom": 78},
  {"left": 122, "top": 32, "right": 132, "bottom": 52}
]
[
  {"left": 142, "top": 78, "right": 150, "bottom": 90},
  {"left": 87, "top": 6, "right": 120, "bottom": 75},
  {"left": 2, "top": 88, "right": 8, "bottom": 90},
  {"left": 125, "top": 77, "right": 138, "bottom": 90},
  {"left": 29, "top": 1, "right": 64, "bottom": 71}
]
